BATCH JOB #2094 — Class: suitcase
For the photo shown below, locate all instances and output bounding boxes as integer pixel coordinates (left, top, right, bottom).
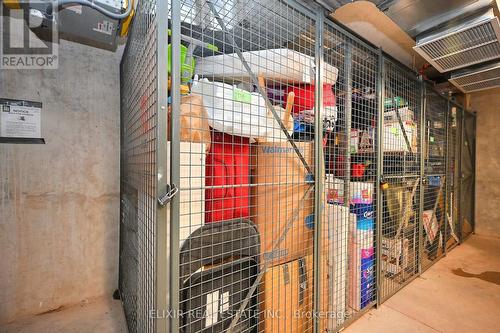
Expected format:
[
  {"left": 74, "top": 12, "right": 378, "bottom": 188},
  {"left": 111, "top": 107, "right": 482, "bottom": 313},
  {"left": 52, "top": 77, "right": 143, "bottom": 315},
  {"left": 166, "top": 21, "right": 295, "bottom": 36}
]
[
  {"left": 205, "top": 131, "right": 251, "bottom": 223},
  {"left": 179, "top": 219, "right": 260, "bottom": 333}
]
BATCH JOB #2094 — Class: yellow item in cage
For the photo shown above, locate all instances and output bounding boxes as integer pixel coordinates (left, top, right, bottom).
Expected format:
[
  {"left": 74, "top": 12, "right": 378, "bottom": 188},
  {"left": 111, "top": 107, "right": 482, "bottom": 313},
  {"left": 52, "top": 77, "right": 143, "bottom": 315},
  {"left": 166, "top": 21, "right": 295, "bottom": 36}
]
[
  {"left": 119, "top": 0, "right": 135, "bottom": 37},
  {"left": 3, "top": 0, "right": 20, "bottom": 9},
  {"left": 167, "top": 78, "right": 190, "bottom": 95}
]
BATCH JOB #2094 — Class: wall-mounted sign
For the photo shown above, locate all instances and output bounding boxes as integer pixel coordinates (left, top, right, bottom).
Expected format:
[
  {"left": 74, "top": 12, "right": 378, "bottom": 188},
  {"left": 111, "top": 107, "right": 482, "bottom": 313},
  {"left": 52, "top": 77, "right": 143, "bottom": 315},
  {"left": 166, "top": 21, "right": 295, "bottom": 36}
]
[{"left": 0, "top": 99, "right": 44, "bottom": 143}]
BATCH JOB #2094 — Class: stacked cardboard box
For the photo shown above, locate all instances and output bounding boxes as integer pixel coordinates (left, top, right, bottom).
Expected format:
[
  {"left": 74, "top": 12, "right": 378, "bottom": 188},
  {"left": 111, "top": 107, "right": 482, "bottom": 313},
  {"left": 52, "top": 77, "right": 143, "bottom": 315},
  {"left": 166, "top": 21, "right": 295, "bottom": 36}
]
[
  {"left": 383, "top": 121, "right": 418, "bottom": 152},
  {"left": 252, "top": 140, "right": 315, "bottom": 332},
  {"left": 251, "top": 141, "right": 314, "bottom": 267},
  {"left": 261, "top": 257, "right": 312, "bottom": 332}
]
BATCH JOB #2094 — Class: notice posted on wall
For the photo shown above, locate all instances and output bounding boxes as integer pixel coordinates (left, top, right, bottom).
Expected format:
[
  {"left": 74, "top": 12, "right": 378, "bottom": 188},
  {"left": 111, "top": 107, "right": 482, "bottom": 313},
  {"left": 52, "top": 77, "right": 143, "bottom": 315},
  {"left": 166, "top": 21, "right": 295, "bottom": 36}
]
[{"left": 0, "top": 99, "right": 42, "bottom": 139}]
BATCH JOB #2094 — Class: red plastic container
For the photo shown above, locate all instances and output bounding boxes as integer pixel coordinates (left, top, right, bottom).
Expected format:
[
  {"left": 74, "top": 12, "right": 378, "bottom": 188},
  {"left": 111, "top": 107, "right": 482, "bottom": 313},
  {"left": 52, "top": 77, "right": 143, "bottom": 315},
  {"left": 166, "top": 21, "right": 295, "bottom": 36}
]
[
  {"left": 205, "top": 131, "right": 250, "bottom": 223},
  {"left": 285, "top": 84, "right": 336, "bottom": 115},
  {"left": 352, "top": 163, "right": 367, "bottom": 178}
]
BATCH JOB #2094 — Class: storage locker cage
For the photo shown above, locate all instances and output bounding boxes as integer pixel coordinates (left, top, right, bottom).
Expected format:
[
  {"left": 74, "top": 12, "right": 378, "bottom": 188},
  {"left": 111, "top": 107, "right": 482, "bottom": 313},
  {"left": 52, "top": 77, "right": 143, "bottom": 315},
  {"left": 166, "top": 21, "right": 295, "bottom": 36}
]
[
  {"left": 459, "top": 109, "right": 477, "bottom": 242},
  {"left": 119, "top": 0, "right": 477, "bottom": 332}
]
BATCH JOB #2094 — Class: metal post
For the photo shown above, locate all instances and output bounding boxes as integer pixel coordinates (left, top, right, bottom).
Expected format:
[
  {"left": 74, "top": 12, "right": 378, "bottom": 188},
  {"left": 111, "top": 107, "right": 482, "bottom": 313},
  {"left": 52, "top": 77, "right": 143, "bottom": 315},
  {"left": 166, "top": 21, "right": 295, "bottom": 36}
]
[
  {"left": 418, "top": 79, "right": 425, "bottom": 275},
  {"left": 343, "top": 42, "right": 353, "bottom": 310},
  {"left": 443, "top": 97, "right": 450, "bottom": 256},
  {"left": 472, "top": 112, "right": 477, "bottom": 234},
  {"left": 157, "top": 0, "right": 170, "bottom": 333},
  {"left": 313, "top": 10, "right": 324, "bottom": 333},
  {"left": 169, "top": 0, "right": 181, "bottom": 331},
  {"left": 458, "top": 107, "right": 465, "bottom": 243},
  {"left": 375, "top": 49, "right": 384, "bottom": 306}
]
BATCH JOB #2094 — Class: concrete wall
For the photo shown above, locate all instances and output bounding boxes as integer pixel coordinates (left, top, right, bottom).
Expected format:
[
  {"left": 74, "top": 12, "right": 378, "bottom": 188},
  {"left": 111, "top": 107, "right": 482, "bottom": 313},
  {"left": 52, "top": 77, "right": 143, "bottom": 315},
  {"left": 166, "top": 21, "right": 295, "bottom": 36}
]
[
  {"left": 0, "top": 40, "right": 120, "bottom": 323},
  {"left": 470, "top": 88, "right": 500, "bottom": 238}
]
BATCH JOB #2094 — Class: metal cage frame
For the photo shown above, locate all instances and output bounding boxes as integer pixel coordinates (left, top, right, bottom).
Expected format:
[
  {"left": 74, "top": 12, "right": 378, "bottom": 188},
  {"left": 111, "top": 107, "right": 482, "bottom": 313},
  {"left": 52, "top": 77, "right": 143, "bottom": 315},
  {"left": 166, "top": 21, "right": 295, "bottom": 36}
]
[{"left": 119, "top": 1, "right": 477, "bottom": 332}]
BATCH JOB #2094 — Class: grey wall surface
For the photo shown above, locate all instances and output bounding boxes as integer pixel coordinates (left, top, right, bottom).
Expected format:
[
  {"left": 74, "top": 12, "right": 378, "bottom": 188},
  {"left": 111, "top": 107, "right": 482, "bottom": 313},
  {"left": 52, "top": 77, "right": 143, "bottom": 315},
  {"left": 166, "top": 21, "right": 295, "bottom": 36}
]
[
  {"left": 0, "top": 40, "right": 120, "bottom": 323},
  {"left": 470, "top": 88, "right": 500, "bottom": 238}
]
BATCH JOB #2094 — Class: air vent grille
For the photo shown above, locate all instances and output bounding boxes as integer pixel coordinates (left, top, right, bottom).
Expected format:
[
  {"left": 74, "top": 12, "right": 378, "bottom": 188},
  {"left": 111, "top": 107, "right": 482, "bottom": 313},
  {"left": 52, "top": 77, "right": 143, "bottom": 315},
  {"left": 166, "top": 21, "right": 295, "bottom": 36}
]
[
  {"left": 414, "top": 11, "right": 500, "bottom": 72},
  {"left": 418, "top": 22, "right": 497, "bottom": 59},
  {"left": 434, "top": 42, "right": 500, "bottom": 71},
  {"left": 460, "top": 77, "right": 500, "bottom": 91},
  {"left": 449, "top": 63, "right": 500, "bottom": 92}
]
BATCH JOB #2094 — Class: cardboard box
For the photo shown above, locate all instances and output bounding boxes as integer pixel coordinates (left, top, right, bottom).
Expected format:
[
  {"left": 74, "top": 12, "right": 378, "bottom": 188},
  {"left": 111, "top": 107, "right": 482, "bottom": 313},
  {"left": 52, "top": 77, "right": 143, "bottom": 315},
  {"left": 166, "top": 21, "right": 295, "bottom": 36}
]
[
  {"left": 381, "top": 236, "right": 409, "bottom": 275},
  {"left": 261, "top": 257, "right": 312, "bottom": 333},
  {"left": 304, "top": 253, "right": 330, "bottom": 332},
  {"left": 350, "top": 182, "right": 374, "bottom": 205},
  {"left": 251, "top": 141, "right": 314, "bottom": 266},
  {"left": 325, "top": 176, "right": 345, "bottom": 205},
  {"left": 175, "top": 142, "right": 206, "bottom": 244},
  {"left": 350, "top": 129, "right": 359, "bottom": 154},
  {"left": 423, "top": 210, "right": 439, "bottom": 243},
  {"left": 383, "top": 121, "right": 417, "bottom": 153},
  {"left": 325, "top": 177, "right": 374, "bottom": 205},
  {"left": 384, "top": 107, "right": 415, "bottom": 123},
  {"left": 358, "top": 128, "right": 375, "bottom": 153}
]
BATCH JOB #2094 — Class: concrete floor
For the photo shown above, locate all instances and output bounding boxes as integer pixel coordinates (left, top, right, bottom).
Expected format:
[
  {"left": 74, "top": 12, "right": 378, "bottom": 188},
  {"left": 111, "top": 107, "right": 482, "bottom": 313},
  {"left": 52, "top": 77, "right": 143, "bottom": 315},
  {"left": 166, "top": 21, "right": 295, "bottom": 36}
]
[
  {"left": 345, "top": 234, "right": 500, "bottom": 333},
  {"left": 1, "top": 234, "right": 499, "bottom": 333},
  {"left": 0, "top": 297, "right": 127, "bottom": 333}
]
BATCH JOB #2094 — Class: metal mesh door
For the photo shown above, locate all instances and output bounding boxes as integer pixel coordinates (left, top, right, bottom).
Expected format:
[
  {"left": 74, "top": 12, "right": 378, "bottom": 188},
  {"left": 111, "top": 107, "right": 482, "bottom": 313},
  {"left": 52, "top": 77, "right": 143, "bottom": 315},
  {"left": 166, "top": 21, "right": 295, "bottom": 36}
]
[
  {"left": 171, "top": 0, "right": 321, "bottom": 332},
  {"left": 118, "top": 0, "right": 477, "bottom": 331},
  {"left": 446, "top": 103, "right": 462, "bottom": 250},
  {"left": 322, "top": 21, "right": 379, "bottom": 330},
  {"left": 460, "top": 110, "right": 476, "bottom": 240},
  {"left": 421, "top": 86, "right": 448, "bottom": 271},
  {"left": 379, "top": 58, "right": 421, "bottom": 302},
  {"left": 119, "top": 0, "right": 162, "bottom": 332}
]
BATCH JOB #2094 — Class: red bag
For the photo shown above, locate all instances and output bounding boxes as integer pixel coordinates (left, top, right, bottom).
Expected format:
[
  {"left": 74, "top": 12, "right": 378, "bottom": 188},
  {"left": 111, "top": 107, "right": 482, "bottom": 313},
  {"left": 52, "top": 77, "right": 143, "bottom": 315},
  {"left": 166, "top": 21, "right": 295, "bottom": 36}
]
[
  {"left": 205, "top": 132, "right": 250, "bottom": 222},
  {"left": 285, "top": 84, "right": 336, "bottom": 115}
]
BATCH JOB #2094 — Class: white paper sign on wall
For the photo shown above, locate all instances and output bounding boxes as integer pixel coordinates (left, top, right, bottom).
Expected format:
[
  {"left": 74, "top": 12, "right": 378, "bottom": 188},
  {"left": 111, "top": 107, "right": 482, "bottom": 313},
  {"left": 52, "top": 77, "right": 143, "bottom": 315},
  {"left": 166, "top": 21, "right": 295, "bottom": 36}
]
[{"left": 0, "top": 99, "right": 42, "bottom": 139}]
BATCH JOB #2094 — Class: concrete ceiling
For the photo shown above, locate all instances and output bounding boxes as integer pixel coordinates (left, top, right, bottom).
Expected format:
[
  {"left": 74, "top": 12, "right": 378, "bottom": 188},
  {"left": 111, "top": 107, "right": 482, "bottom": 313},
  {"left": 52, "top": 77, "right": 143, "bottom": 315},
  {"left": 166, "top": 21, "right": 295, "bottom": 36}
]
[
  {"left": 330, "top": 0, "right": 499, "bottom": 85},
  {"left": 331, "top": 1, "right": 426, "bottom": 70}
]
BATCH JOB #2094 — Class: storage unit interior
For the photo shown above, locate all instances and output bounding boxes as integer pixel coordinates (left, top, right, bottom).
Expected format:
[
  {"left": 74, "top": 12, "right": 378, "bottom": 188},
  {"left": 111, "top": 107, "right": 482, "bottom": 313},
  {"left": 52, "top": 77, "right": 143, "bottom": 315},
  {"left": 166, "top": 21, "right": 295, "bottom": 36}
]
[
  {"left": 3, "top": 0, "right": 496, "bottom": 333},
  {"left": 117, "top": 0, "right": 479, "bottom": 332}
]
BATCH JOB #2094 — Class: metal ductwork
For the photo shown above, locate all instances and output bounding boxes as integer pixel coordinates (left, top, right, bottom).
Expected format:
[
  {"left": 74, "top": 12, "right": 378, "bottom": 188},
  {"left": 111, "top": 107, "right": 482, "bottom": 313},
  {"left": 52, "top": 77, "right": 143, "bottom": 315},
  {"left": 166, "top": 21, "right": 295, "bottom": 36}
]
[
  {"left": 325, "top": 0, "right": 500, "bottom": 91},
  {"left": 381, "top": 0, "right": 495, "bottom": 38},
  {"left": 413, "top": 8, "right": 500, "bottom": 73},
  {"left": 449, "top": 61, "right": 500, "bottom": 92}
]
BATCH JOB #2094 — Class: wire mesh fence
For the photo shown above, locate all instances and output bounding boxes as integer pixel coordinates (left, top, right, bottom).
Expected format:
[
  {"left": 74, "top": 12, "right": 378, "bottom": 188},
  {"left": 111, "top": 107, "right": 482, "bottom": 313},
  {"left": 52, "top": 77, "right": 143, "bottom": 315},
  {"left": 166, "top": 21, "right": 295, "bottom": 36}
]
[
  {"left": 446, "top": 104, "right": 461, "bottom": 250},
  {"left": 460, "top": 110, "right": 476, "bottom": 241},
  {"left": 174, "top": 0, "right": 319, "bottom": 332},
  {"left": 421, "top": 86, "right": 448, "bottom": 271},
  {"left": 119, "top": 0, "right": 159, "bottom": 331},
  {"left": 119, "top": 1, "right": 475, "bottom": 332},
  {"left": 379, "top": 58, "right": 422, "bottom": 302},
  {"left": 322, "top": 20, "right": 379, "bottom": 330}
]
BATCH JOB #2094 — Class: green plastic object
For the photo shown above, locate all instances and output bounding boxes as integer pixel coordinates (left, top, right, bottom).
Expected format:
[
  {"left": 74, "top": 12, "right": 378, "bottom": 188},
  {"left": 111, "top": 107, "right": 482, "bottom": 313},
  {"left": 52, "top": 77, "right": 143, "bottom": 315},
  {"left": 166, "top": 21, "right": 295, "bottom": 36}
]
[
  {"left": 167, "top": 29, "right": 218, "bottom": 86},
  {"left": 384, "top": 96, "right": 407, "bottom": 109},
  {"left": 167, "top": 43, "right": 195, "bottom": 84}
]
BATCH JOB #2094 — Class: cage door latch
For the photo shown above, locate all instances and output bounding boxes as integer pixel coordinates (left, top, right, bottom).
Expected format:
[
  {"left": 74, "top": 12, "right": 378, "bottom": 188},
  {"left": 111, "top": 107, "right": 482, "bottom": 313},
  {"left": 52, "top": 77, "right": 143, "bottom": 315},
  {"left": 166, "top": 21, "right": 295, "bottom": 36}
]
[{"left": 158, "top": 184, "right": 178, "bottom": 206}]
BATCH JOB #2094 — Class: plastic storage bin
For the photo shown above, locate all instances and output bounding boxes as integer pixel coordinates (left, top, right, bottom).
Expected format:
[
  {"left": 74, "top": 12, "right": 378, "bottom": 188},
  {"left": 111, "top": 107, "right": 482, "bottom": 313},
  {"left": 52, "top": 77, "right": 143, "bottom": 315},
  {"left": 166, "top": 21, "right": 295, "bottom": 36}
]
[{"left": 195, "top": 48, "right": 339, "bottom": 84}]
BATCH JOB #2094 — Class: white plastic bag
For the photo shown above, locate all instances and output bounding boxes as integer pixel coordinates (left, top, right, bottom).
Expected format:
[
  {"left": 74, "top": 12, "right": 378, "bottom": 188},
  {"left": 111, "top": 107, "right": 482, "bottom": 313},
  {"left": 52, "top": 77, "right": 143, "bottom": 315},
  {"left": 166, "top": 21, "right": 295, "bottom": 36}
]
[{"left": 191, "top": 78, "right": 291, "bottom": 141}]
